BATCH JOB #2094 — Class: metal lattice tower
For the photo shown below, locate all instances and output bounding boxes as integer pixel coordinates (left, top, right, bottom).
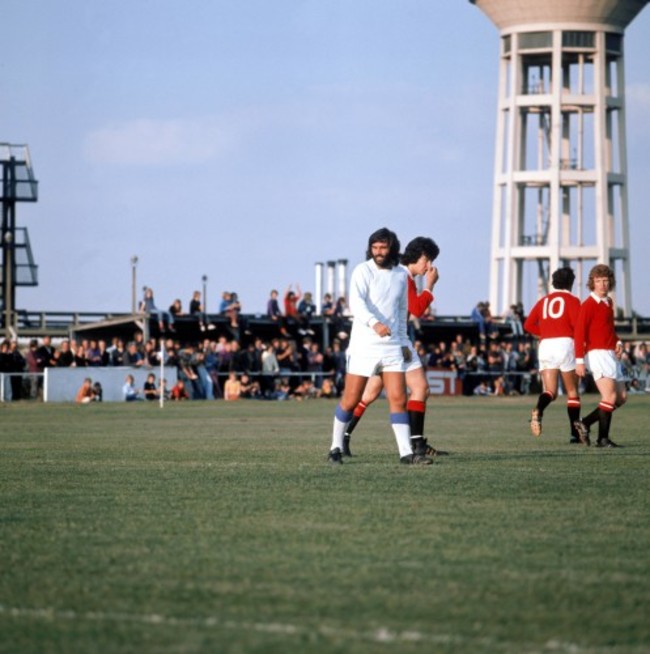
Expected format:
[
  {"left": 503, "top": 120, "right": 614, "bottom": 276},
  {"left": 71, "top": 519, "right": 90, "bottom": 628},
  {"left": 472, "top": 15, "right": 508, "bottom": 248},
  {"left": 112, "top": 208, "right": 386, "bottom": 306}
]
[
  {"left": 1, "top": 143, "right": 39, "bottom": 337},
  {"left": 470, "top": 0, "right": 648, "bottom": 316}
]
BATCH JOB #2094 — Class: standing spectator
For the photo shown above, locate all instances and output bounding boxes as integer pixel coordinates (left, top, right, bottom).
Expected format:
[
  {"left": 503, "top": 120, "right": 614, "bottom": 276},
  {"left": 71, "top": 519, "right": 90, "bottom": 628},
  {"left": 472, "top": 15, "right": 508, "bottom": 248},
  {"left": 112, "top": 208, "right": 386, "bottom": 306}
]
[
  {"left": 111, "top": 339, "right": 126, "bottom": 367},
  {"left": 36, "top": 335, "right": 56, "bottom": 370},
  {"left": 333, "top": 296, "right": 351, "bottom": 341},
  {"left": 25, "top": 339, "right": 41, "bottom": 399},
  {"left": 8, "top": 341, "right": 25, "bottom": 400},
  {"left": 86, "top": 339, "right": 102, "bottom": 367},
  {"left": 267, "top": 289, "right": 282, "bottom": 321},
  {"left": 573, "top": 264, "right": 627, "bottom": 447},
  {"left": 124, "top": 341, "right": 145, "bottom": 368},
  {"left": 523, "top": 267, "right": 583, "bottom": 441},
  {"left": 306, "top": 340, "right": 324, "bottom": 389},
  {"left": 98, "top": 340, "right": 111, "bottom": 366},
  {"left": 261, "top": 342, "right": 280, "bottom": 398},
  {"left": 177, "top": 343, "right": 202, "bottom": 399},
  {"left": 633, "top": 342, "right": 649, "bottom": 391},
  {"left": 0, "top": 340, "right": 12, "bottom": 401},
  {"left": 55, "top": 339, "right": 74, "bottom": 367},
  {"left": 283, "top": 284, "right": 302, "bottom": 332},
  {"left": 267, "top": 289, "right": 288, "bottom": 336},
  {"left": 35, "top": 335, "right": 56, "bottom": 396},
  {"left": 73, "top": 341, "right": 88, "bottom": 367}
]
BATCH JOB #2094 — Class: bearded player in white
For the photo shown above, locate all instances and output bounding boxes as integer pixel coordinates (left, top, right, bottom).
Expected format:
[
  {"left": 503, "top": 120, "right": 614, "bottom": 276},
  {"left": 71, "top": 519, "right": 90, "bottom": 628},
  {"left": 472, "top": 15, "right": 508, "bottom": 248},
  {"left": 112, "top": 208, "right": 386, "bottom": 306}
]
[{"left": 327, "top": 228, "right": 433, "bottom": 465}]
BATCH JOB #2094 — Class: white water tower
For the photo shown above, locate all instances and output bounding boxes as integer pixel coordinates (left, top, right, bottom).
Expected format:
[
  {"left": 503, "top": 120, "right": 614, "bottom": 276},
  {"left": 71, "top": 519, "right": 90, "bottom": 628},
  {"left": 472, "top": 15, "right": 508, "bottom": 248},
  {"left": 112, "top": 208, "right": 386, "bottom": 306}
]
[{"left": 470, "top": 0, "right": 648, "bottom": 315}]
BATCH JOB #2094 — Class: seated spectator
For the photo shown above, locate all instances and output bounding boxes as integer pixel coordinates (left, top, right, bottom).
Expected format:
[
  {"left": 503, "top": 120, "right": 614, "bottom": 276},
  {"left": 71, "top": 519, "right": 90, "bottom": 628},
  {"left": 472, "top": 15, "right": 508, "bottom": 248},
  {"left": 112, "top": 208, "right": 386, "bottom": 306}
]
[
  {"left": 170, "top": 379, "right": 189, "bottom": 401},
  {"left": 190, "top": 290, "right": 213, "bottom": 332},
  {"left": 471, "top": 301, "right": 499, "bottom": 342},
  {"left": 321, "top": 293, "right": 335, "bottom": 318},
  {"left": 169, "top": 298, "right": 184, "bottom": 317},
  {"left": 139, "top": 286, "right": 175, "bottom": 333},
  {"left": 76, "top": 377, "right": 96, "bottom": 404},
  {"left": 239, "top": 373, "right": 261, "bottom": 399},
  {"left": 143, "top": 373, "right": 159, "bottom": 400},
  {"left": 297, "top": 291, "right": 316, "bottom": 335},
  {"left": 223, "top": 371, "right": 242, "bottom": 401},
  {"left": 319, "top": 377, "right": 336, "bottom": 398},
  {"left": 505, "top": 303, "right": 524, "bottom": 339},
  {"left": 123, "top": 374, "right": 142, "bottom": 401},
  {"left": 473, "top": 380, "right": 491, "bottom": 396},
  {"left": 220, "top": 291, "right": 242, "bottom": 338}
]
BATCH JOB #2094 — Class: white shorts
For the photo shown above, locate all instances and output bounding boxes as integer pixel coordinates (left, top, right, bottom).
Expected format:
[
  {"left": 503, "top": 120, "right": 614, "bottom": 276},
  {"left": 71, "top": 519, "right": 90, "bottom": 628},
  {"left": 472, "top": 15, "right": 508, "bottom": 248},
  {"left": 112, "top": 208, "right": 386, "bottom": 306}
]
[
  {"left": 404, "top": 342, "right": 424, "bottom": 374},
  {"left": 538, "top": 337, "right": 576, "bottom": 372},
  {"left": 585, "top": 349, "right": 625, "bottom": 382},
  {"left": 346, "top": 352, "right": 407, "bottom": 377}
]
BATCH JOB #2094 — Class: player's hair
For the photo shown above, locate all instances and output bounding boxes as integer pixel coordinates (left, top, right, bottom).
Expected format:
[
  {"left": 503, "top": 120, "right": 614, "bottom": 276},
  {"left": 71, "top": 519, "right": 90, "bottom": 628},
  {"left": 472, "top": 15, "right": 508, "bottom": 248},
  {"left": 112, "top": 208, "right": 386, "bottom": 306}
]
[
  {"left": 401, "top": 236, "right": 440, "bottom": 265},
  {"left": 587, "top": 263, "right": 616, "bottom": 291},
  {"left": 550, "top": 266, "right": 575, "bottom": 291},
  {"left": 366, "top": 228, "right": 400, "bottom": 267}
]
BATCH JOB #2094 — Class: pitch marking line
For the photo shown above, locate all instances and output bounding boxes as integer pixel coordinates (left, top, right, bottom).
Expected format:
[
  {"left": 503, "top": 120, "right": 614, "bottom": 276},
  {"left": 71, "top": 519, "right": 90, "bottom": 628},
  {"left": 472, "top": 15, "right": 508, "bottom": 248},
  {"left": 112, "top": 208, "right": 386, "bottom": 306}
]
[
  {"left": 1, "top": 604, "right": 598, "bottom": 651},
  {"left": 0, "top": 604, "right": 464, "bottom": 645}
]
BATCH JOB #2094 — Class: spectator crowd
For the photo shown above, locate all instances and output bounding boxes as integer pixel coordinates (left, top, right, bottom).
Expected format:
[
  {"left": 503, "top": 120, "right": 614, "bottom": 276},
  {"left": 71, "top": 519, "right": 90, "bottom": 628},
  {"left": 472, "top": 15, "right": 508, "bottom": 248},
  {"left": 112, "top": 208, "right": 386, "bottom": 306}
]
[{"left": 1, "top": 287, "right": 649, "bottom": 402}]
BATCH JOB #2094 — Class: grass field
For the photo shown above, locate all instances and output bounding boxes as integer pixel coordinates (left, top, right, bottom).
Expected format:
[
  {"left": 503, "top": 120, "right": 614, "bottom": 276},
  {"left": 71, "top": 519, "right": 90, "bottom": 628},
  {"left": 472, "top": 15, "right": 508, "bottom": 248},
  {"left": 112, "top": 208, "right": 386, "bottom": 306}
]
[{"left": 1, "top": 394, "right": 649, "bottom": 653}]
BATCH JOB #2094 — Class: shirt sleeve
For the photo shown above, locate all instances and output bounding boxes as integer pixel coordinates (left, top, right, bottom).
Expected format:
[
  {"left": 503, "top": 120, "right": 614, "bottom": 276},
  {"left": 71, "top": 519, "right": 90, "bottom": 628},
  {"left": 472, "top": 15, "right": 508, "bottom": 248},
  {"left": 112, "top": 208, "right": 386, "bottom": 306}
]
[
  {"left": 523, "top": 300, "right": 541, "bottom": 337},
  {"left": 348, "top": 264, "right": 379, "bottom": 329},
  {"left": 407, "top": 276, "right": 434, "bottom": 318},
  {"left": 574, "top": 300, "right": 589, "bottom": 362}
]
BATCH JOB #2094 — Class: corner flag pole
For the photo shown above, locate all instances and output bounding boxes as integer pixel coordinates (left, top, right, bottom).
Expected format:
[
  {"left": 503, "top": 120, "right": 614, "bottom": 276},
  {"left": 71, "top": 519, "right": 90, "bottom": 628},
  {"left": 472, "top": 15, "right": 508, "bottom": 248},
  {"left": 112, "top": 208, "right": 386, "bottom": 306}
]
[{"left": 159, "top": 338, "right": 165, "bottom": 409}]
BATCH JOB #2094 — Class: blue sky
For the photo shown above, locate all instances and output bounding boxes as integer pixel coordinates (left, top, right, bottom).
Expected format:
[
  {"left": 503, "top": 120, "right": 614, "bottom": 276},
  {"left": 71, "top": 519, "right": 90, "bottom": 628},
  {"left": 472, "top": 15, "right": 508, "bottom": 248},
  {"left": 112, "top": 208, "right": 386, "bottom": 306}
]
[{"left": 4, "top": 1, "right": 650, "bottom": 318}]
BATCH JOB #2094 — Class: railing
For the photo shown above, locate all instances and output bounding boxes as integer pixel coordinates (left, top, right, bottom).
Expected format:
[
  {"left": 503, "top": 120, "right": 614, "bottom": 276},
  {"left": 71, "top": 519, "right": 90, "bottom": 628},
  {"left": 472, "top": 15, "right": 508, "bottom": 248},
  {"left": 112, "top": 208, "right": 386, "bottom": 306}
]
[{"left": 4, "top": 309, "right": 650, "bottom": 341}]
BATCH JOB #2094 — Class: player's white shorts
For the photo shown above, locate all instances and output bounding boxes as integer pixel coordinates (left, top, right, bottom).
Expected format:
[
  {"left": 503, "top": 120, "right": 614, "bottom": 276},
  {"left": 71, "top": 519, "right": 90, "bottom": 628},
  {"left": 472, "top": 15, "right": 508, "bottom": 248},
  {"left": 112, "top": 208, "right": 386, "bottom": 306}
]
[
  {"left": 346, "top": 352, "right": 407, "bottom": 377},
  {"left": 585, "top": 349, "right": 625, "bottom": 382},
  {"left": 538, "top": 337, "right": 576, "bottom": 372},
  {"left": 404, "top": 342, "right": 424, "bottom": 374}
]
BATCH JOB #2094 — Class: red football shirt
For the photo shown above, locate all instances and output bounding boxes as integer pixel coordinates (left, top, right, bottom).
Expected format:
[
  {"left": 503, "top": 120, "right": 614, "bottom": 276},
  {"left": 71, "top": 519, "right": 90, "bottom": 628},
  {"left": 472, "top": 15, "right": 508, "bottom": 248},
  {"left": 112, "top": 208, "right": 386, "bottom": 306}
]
[
  {"left": 574, "top": 294, "right": 618, "bottom": 359},
  {"left": 524, "top": 290, "right": 581, "bottom": 340}
]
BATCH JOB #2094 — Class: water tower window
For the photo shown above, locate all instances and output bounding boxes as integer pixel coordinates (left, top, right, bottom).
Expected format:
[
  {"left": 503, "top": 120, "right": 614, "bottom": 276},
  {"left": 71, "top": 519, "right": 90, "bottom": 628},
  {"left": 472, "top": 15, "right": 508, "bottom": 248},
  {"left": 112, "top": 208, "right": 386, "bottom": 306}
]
[
  {"left": 519, "top": 32, "right": 552, "bottom": 50},
  {"left": 605, "top": 33, "right": 622, "bottom": 54},
  {"left": 562, "top": 31, "right": 595, "bottom": 49}
]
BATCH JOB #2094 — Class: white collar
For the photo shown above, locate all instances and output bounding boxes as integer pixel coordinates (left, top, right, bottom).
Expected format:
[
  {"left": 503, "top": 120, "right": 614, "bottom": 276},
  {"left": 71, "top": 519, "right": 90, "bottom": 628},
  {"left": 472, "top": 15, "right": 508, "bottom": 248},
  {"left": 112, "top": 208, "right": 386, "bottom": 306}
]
[{"left": 590, "top": 292, "right": 610, "bottom": 304}]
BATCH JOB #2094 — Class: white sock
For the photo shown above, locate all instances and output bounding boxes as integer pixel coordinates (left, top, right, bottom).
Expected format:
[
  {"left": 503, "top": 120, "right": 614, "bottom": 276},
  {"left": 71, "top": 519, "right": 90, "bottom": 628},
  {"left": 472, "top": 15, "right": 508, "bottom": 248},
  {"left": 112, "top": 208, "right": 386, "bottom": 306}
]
[
  {"left": 331, "top": 416, "right": 347, "bottom": 451},
  {"left": 392, "top": 422, "right": 413, "bottom": 458}
]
